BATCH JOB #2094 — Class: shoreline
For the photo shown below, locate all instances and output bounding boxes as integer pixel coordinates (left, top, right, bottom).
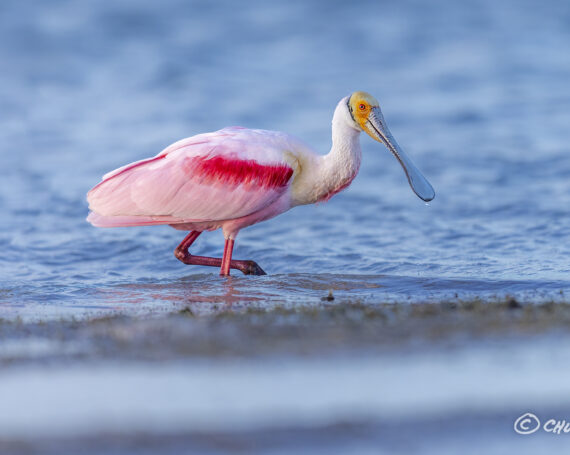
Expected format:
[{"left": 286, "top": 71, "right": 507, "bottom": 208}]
[{"left": 1, "top": 298, "right": 570, "bottom": 364}]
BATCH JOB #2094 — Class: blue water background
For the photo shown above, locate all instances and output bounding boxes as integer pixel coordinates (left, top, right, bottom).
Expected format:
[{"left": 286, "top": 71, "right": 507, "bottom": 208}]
[{"left": 1, "top": 0, "right": 570, "bottom": 316}]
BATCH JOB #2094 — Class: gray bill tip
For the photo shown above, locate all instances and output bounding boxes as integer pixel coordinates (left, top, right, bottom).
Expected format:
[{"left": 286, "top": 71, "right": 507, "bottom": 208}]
[{"left": 410, "top": 174, "right": 435, "bottom": 202}]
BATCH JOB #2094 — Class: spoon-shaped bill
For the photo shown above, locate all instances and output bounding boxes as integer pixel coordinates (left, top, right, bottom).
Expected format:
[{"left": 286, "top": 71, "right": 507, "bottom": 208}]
[{"left": 366, "top": 108, "right": 435, "bottom": 202}]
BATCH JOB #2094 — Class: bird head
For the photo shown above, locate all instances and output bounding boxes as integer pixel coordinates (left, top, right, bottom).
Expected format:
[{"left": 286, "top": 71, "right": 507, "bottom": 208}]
[{"left": 347, "top": 91, "right": 435, "bottom": 202}]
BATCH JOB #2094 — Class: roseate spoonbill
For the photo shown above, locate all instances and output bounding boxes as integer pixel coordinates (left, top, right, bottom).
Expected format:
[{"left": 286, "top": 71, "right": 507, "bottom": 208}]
[{"left": 87, "top": 91, "right": 435, "bottom": 276}]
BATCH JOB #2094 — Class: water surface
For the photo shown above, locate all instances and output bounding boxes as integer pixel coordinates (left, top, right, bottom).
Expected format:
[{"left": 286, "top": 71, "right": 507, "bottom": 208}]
[{"left": 1, "top": 0, "right": 570, "bottom": 316}]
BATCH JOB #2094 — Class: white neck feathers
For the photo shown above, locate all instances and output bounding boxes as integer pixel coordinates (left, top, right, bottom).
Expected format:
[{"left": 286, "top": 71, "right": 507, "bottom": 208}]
[{"left": 290, "top": 97, "right": 363, "bottom": 206}]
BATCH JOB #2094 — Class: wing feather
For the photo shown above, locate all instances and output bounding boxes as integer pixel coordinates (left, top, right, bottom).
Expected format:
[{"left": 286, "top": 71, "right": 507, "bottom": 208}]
[{"left": 87, "top": 127, "right": 295, "bottom": 226}]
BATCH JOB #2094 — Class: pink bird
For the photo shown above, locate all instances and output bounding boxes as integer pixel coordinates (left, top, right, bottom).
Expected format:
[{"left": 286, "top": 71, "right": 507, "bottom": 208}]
[{"left": 87, "top": 91, "right": 435, "bottom": 276}]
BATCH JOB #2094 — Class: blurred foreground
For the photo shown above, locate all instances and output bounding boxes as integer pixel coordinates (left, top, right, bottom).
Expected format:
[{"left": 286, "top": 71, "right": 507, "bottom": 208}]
[{"left": 1, "top": 298, "right": 570, "bottom": 454}]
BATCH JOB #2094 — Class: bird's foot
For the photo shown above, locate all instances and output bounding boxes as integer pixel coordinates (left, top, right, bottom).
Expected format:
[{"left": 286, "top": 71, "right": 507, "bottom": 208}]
[{"left": 238, "top": 260, "right": 266, "bottom": 276}]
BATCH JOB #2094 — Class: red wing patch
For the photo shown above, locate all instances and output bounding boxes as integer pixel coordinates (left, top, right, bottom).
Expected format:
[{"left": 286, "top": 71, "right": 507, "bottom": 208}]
[{"left": 185, "top": 155, "right": 293, "bottom": 189}]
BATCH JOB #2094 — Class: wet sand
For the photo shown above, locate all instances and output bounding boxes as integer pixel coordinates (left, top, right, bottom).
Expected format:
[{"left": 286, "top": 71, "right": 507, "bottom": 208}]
[
  {"left": 2, "top": 298, "right": 570, "bottom": 454},
  {"left": 1, "top": 297, "right": 569, "bottom": 363}
]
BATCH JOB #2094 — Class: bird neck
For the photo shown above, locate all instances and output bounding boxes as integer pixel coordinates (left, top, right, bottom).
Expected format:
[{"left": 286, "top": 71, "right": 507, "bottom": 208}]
[
  {"left": 316, "top": 102, "right": 362, "bottom": 201},
  {"left": 289, "top": 99, "right": 362, "bottom": 206}
]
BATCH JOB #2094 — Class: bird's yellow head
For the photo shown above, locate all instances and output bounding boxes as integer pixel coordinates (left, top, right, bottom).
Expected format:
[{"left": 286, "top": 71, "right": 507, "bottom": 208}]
[
  {"left": 347, "top": 91, "right": 380, "bottom": 131},
  {"left": 346, "top": 90, "right": 435, "bottom": 202}
]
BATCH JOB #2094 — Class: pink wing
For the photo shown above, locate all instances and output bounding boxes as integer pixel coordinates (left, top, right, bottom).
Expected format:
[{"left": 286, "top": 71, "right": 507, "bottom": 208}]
[{"left": 87, "top": 127, "right": 295, "bottom": 227}]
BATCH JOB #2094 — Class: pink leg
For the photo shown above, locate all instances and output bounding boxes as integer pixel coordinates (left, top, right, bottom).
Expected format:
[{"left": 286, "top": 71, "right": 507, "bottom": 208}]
[
  {"left": 220, "top": 238, "right": 234, "bottom": 276},
  {"left": 174, "top": 231, "right": 266, "bottom": 276}
]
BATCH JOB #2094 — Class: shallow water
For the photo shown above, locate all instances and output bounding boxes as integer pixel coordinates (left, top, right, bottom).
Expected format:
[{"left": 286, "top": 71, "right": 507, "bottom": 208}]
[
  {"left": 1, "top": 0, "right": 570, "bottom": 315},
  {"left": 1, "top": 0, "right": 570, "bottom": 452}
]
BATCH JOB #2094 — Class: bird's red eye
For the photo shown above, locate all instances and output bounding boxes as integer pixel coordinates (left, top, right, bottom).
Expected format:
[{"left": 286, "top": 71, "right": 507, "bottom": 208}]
[{"left": 359, "top": 103, "right": 366, "bottom": 110}]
